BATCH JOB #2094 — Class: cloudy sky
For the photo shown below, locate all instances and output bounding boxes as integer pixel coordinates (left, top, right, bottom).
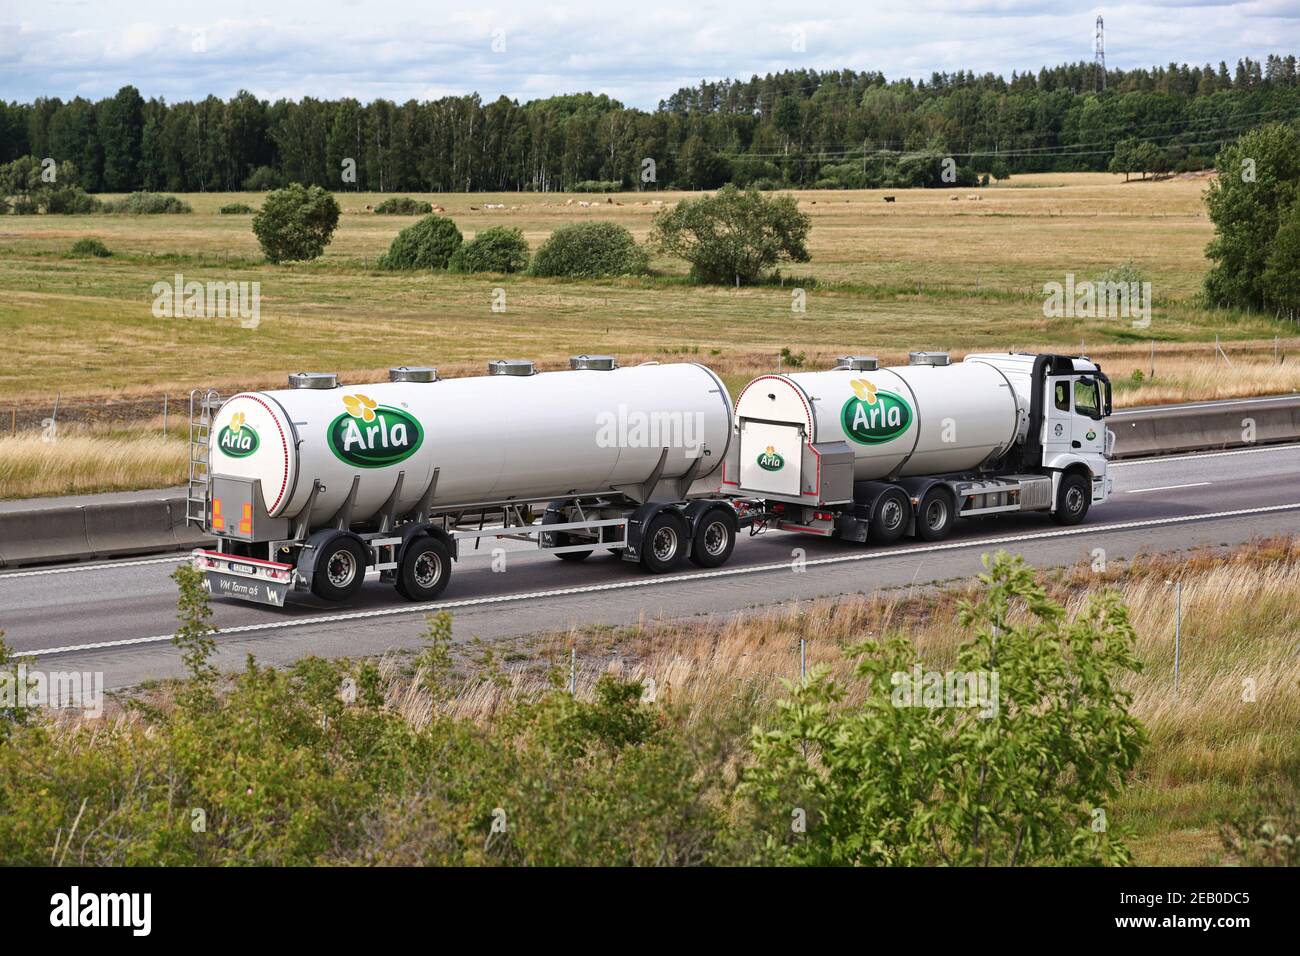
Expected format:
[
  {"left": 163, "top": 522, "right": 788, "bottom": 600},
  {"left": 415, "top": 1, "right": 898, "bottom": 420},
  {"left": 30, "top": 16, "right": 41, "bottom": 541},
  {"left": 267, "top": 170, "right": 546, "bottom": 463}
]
[{"left": 2, "top": 1, "right": 1297, "bottom": 108}]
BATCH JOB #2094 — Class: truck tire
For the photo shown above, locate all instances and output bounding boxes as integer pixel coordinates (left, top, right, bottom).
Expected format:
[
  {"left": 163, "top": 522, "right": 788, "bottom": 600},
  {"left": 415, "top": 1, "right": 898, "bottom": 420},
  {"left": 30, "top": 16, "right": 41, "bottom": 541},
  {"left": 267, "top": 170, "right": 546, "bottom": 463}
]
[
  {"left": 541, "top": 509, "right": 592, "bottom": 562},
  {"left": 869, "top": 488, "right": 910, "bottom": 544},
  {"left": 1053, "top": 473, "right": 1092, "bottom": 526},
  {"left": 640, "top": 511, "right": 688, "bottom": 573},
  {"left": 311, "top": 536, "right": 367, "bottom": 602},
  {"left": 689, "top": 508, "right": 737, "bottom": 568},
  {"left": 395, "top": 536, "right": 452, "bottom": 601},
  {"left": 916, "top": 487, "right": 956, "bottom": 541}
]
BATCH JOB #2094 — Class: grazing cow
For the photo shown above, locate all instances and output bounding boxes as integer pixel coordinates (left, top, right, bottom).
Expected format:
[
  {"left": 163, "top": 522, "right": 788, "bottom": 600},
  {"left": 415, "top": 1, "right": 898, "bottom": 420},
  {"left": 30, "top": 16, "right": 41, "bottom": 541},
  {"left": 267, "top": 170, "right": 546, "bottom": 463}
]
[{"left": 883, "top": 196, "right": 896, "bottom": 203}]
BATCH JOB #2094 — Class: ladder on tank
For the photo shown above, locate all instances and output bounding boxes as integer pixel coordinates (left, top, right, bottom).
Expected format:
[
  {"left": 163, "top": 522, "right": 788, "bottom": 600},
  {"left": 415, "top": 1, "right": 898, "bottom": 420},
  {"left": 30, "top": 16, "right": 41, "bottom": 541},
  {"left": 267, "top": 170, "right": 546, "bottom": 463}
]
[{"left": 186, "top": 389, "right": 222, "bottom": 530}]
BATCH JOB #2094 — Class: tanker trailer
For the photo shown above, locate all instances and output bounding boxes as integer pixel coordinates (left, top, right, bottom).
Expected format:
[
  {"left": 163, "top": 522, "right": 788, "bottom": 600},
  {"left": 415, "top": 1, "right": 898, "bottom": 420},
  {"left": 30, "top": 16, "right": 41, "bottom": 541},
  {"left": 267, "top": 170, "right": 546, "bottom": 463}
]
[
  {"left": 187, "top": 358, "right": 742, "bottom": 606},
  {"left": 723, "top": 352, "right": 1113, "bottom": 543}
]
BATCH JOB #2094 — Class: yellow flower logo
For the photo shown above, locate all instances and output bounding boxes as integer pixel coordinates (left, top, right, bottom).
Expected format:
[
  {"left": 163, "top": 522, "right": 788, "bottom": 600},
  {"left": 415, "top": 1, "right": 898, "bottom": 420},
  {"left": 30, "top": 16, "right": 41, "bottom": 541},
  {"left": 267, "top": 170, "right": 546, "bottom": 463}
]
[
  {"left": 229, "top": 411, "right": 246, "bottom": 434},
  {"left": 850, "top": 379, "right": 879, "bottom": 404},
  {"left": 343, "top": 393, "right": 378, "bottom": 423},
  {"left": 765, "top": 445, "right": 776, "bottom": 455}
]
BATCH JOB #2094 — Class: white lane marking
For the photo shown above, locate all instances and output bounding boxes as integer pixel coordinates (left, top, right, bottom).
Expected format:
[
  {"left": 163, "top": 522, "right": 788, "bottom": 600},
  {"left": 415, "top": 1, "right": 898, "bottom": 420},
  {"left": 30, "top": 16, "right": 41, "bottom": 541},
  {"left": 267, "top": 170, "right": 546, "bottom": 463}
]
[
  {"left": 1111, "top": 443, "right": 1300, "bottom": 468},
  {"left": 1114, "top": 395, "right": 1300, "bottom": 413},
  {"left": 1124, "top": 482, "right": 1212, "bottom": 494},
  {"left": 27, "top": 501, "right": 1300, "bottom": 659},
  {"left": 0, "top": 555, "right": 187, "bottom": 579}
]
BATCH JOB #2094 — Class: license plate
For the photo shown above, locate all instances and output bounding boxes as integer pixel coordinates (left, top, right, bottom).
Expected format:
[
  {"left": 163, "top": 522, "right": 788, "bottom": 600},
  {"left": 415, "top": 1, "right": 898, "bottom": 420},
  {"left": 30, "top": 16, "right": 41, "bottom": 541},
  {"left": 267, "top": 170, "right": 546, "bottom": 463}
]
[{"left": 202, "top": 571, "right": 288, "bottom": 607}]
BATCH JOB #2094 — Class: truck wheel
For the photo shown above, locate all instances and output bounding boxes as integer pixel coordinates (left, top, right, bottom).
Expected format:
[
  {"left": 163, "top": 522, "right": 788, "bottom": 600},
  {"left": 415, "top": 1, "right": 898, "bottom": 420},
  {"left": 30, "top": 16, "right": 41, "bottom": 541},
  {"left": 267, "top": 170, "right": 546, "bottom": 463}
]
[
  {"left": 916, "top": 488, "right": 956, "bottom": 541},
  {"left": 869, "top": 488, "right": 910, "bottom": 544},
  {"left": 1053, "top": 473, "right": 1092, "bottom": 526},
  {"left": 689, "top": 508, "right": 736, "bottom": 568},
  {"left": 541, "top": 510, "right": 592, "bottom": 562},
  {"left": 395, "top": 536, "right": 451, "bottom": 602},
  {"left": 311, "top": 536, "right": 367, "bottom": 602},
  {"left": 640, "top": 511, "right": 687, "bottom": 573}
]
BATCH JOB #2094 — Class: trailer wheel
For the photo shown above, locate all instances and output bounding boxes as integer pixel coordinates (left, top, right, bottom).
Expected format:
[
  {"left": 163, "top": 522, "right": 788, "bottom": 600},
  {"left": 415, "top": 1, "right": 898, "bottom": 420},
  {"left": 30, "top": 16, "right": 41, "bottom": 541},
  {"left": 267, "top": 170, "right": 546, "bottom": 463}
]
[
  {"left": 311, "top": 536, "right": 367, "bottom": 602},
  {"left": 395, "top": 536, "right": 452, "bottom": 602},
  {"left": 640, "top": 512, "right": 688, "bottom": 573},
  {"left": 689, "top": 508, "right": 737, "bottom": 568},
  {"left": 540, "top": 510, "right": 593, "bottom": 562},
  {"left": 916, "top": 487, "right": 956, "bottom": 541},
  {"left": 869, "top": 488, "right": 910, "bottom": 544},
  {"left": 1053, "top": 473, "right": 1092, "bottom": 526}
]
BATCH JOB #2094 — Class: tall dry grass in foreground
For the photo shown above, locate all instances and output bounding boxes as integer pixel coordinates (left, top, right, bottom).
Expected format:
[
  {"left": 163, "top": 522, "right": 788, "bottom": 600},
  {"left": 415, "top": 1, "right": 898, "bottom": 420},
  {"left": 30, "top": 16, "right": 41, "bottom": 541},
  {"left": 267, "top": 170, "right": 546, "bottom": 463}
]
[
  {"left": 374, "top": 538, "right": 1299, "bottom": 865},
  {"left": 0, "top": 430, "right": 186, "bottom": 498}
]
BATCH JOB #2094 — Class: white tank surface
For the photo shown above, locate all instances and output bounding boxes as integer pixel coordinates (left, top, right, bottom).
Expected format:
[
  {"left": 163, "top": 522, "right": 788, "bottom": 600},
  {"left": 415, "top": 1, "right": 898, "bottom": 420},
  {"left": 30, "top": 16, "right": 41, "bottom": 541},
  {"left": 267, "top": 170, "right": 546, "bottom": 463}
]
[
  {"left": 209, "top": 362, "right": 733, "bottom": 526},
  {"left": 733, "top": 354, "right": 1026, "bottom": 482}
]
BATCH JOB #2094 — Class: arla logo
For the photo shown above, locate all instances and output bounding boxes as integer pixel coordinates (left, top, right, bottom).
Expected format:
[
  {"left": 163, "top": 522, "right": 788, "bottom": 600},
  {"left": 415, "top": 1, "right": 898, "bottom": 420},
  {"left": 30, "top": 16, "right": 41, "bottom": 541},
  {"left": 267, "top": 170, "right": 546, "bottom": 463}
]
[
  {"left": 1086, "top": 429, "right": 1098, "bottom": 441},
  {"left": 841, "top": 378, "right": 912, "bottom": 445},
  {"left": 757, "top": 445, "right": 785, "bottom": 471},
  {"left": 328, "top": 393, "right": 423, "bottom": 468},
  {"left": 217, "top": 412, "right": 259, "bottom": 458}
]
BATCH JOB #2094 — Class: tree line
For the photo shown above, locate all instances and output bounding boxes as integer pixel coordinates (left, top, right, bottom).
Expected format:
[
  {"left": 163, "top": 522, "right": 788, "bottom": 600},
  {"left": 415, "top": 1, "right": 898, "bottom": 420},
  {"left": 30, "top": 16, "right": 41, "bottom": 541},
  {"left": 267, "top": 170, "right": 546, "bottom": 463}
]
[{"left": 1, "top": 56, "right": 1298, "bottom": 194}]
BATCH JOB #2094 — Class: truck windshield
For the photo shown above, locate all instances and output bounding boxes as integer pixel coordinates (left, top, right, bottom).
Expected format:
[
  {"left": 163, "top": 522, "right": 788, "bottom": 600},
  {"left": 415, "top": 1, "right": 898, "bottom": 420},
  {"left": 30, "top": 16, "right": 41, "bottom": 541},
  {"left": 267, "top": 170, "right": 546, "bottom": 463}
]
[{"left": 1074, "top": 378, "right": 1100, "bottom": 418}]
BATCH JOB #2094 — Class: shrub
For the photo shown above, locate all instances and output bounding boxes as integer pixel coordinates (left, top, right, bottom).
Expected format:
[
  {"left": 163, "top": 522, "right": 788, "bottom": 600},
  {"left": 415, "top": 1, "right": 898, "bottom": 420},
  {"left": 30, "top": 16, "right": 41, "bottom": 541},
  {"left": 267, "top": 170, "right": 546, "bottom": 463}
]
[
  {"left": 529, "top": 221, "right": 648, "bottom": 278},
  {"left": 251, "top": 183, "right": 342, "bottom": 264},
  {"left": 650, "top": 185, "right": 811, "bottom": 285},
  {"left": 1203, "top": 123, "right": 1300, "bottom": 311},
  {"left": 100, "top": 192, "right": 192, "bottom": 214},
  {"left": 219, "top": 202, "right": 255, "bottom": 215},
  {"left": 44, "top": 186, "right": 101, "bottom": 214},
  {"left": 379, "top": 214, "right": 463, "bottom": 270},
  {"left": 242, "top": 165, "right": 283, "bottom": 191},
  {"left": 373, "top": 197, "right": 434, "bottom": 215},
  {"left": 571, "top": 180, "right": 623, "bottom": 193},
  {"left": 449, "top": 226, "right": 530, "bottom": 274},
  {"left": 70, "top": 237, "right": 111, "bottom": 258},
  {"left": 1261, "top": 200, "right": 1300, "bottom": 317}
]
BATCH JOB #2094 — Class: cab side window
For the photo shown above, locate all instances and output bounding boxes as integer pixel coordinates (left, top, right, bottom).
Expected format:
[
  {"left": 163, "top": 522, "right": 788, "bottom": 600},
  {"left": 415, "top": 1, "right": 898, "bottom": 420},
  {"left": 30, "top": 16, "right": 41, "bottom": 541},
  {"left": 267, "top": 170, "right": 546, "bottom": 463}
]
[
  {"left": 1074, "top": 379, "right": 1100, "bottom": 417},
  {"left": 1054, "top": 382, "right": 1070, "bottom": 412}
]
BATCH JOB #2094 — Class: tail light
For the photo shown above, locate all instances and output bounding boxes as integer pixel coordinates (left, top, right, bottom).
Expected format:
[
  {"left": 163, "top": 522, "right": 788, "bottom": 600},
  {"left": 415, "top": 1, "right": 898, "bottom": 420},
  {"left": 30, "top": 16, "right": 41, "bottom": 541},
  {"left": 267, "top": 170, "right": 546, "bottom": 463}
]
[{"left": 211, "top": 498, "right": 225, "bottom": 531}]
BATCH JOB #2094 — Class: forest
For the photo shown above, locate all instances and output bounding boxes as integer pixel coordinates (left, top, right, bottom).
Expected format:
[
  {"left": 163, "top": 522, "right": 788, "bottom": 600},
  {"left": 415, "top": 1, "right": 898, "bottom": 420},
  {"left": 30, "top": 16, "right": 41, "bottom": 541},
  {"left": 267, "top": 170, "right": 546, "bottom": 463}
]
[{"left": 1, "top": 55, "right": 1298, "bottom": 193}]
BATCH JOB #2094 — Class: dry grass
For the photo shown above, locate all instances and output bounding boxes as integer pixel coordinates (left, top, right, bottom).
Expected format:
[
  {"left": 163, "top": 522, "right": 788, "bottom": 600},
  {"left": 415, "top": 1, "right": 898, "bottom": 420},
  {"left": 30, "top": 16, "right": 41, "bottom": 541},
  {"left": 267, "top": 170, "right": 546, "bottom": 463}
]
[
  {"left": 0, "top": 429, "right": 186, "bottom": 498},
  {"left": 371, "top": 537, "right": 1300, "bottom": 865}
]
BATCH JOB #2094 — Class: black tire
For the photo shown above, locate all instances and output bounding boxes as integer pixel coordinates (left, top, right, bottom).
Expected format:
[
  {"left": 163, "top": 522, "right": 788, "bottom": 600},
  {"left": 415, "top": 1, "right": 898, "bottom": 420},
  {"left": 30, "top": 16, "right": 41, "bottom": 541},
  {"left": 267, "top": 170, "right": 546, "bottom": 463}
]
[
  {"left": 310, "top": 535, "right": 367, "bottom": 602},
  {"left": 869, "top": 488, "right": 910, "bottom": 544},
  {"left": 689, "top": 508, "right": 737, "bottom": 568},
  {"left": 1053, "top": 472, "right": 1092, "bottom": 526},
  {"left": 640, "top": 511, "right": 688, "bottom": 573},
  {"left": 915, "top": 487, "right": 956, "bottom": 541},
  {"left": 396, "top": 535, "right": 452, "bottom": 601},
  {"left": 541, "top": 509, "right": 592, "bottom": 562}
]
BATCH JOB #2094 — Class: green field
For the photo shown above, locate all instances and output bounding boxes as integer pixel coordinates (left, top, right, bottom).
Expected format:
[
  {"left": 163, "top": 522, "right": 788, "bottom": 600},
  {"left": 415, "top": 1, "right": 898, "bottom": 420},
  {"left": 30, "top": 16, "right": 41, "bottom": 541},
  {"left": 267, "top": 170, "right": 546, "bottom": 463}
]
[{"left": 1, "top": 172, "right": 1297, "bottom": 407}]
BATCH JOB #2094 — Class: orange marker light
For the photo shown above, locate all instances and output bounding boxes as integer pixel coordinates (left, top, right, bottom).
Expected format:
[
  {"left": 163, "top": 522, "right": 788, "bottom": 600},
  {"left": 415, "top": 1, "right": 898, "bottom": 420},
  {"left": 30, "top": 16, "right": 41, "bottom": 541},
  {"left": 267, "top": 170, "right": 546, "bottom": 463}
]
[
  {"left": 212, "top": 498, "right": 224, "bottom": 531},
  {"left": 239, "top": 502, "right": 253, "bottom": 535}
]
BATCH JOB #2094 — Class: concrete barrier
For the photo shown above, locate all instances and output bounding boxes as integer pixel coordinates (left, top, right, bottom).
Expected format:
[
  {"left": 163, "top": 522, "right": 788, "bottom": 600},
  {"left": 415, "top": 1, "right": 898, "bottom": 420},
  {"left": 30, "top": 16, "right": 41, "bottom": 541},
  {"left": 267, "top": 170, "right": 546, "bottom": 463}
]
[
  {"left": 84, "top": 500, "right": 177, "bottom": 559},
  {"left": 0, "top": 508, "right": 90, "bottom": 567},
  {"left": 1111, "top": 395, "right": 1300, "bottom": 458}
]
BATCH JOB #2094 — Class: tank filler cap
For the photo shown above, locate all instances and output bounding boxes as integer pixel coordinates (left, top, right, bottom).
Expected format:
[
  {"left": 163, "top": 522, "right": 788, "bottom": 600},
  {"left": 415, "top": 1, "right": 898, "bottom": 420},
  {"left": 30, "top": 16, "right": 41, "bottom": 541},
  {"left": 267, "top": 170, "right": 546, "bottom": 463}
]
[
  {"left": 908, "top": 352, "right": 950, "bottom": 367},
  {"left": 288, "top": 372, "right": 339, "bottom": 389},
  {"left": 390, "top": 366, "right": 439, "bottom": 383},
  {"left": 569, "top": 354, "right": 618, "bottom": 371},
  {"left": 837, "top": 355, "right": 878, "bottom": 371},
  {"left": 488, "top": 359, "right": 536, "bottom": 376}
]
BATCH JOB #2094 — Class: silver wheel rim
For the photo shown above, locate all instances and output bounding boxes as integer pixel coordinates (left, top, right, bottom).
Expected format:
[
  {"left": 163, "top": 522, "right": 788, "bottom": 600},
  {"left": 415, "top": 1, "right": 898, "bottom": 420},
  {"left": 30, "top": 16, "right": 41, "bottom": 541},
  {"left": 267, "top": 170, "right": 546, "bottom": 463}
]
[
  {"left": 413, "top": 551, "right": 441, "bottom": 589},
  {"left": 702, "top": 520, "right": 729, "bottom": 557},
  {"left": 652, "top": 526, "right": 678, "bottom": 561},
  {"left": 925, "top": 499, "right": 947, "bottom": 530},
  {"left": 881, "top": 498, "right": 903, "bottom": 531},
  {"left": 327, "top": 550, "right": 357, "bottom": 588},
  {"left": 1066, "top": 486, "right": 1085, "bottom": 514}
]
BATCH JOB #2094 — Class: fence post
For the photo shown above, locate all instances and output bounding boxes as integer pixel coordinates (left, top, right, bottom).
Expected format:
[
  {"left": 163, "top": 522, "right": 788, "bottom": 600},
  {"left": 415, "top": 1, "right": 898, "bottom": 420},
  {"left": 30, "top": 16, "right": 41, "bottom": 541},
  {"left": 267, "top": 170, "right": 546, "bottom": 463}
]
[
  {"left": 799, "top": 637, "right": 806, "bottom": 685},
  {"left": 162, "top": 394, "right": 168, "bottom": 436},
  {"left": 1173, "top": 580, "right": 1182, "bottom": 692},
  {"left": 569, "top": 646, "right": 576, "bottom": 696}
]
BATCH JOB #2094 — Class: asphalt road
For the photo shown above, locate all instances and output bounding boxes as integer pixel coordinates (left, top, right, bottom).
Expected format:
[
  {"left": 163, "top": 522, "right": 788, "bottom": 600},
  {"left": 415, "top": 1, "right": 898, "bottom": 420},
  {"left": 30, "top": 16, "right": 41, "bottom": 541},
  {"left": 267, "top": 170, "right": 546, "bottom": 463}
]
[{"left": 3, "top": 443, "right": 1298, "bottom": 689}]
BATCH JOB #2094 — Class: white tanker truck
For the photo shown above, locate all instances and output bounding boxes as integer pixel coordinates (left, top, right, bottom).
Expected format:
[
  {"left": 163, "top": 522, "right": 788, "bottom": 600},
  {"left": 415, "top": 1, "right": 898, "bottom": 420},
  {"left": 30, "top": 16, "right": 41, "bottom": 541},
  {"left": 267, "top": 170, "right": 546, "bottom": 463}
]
[
  {"left": 723, "top": 352, "right": 1114, "bottom": 543},
  {"left": 188, "top": 358, "right": 742, "bottom": 606}
]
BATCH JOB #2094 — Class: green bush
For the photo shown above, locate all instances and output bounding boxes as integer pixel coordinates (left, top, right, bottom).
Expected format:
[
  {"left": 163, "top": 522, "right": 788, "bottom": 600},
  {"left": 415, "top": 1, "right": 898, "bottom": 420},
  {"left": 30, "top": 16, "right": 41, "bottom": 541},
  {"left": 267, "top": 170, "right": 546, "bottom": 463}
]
[
  {"left": 450, "top": 226, "right": 530, "bottom": 274},
  {"left": 242, "top": 166, "right": 283, "bottom": 191},
  {"left": 219, "top": 202, "right": 256, "bottom": 215},
  {"left": 251, "top": 183, "right": 342, "bottom": 264},
  {"left": 529, "top": 221, "right": 647, "bottom": 278},
  {"left": 650, "top": 185, "right": 810, "bottom": 285},
  {"left": 374, "top": 197, "right": 433, "bottom": 215},
  {"left": 571, "top": 180, "right": 623, "bottom": 193},
  {"left": 69, "top": 237, "right": 111, "bottom": 257},
  {"left": 100, "top": 192, "right": 192, "bottom": 214},
  {"left": 379, "top": 214, "right": 463, "bottom": 270},
  {"left": 44, "top": 186, "right": 101, "bottom": 214}
]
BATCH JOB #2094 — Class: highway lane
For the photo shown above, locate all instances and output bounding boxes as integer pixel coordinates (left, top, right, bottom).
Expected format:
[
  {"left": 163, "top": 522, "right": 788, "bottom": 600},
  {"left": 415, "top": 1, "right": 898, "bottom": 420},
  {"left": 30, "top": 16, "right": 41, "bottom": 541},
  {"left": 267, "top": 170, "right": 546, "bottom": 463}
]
[{"left": 2, "top": 443, "right": 1298, "bottom": 688}]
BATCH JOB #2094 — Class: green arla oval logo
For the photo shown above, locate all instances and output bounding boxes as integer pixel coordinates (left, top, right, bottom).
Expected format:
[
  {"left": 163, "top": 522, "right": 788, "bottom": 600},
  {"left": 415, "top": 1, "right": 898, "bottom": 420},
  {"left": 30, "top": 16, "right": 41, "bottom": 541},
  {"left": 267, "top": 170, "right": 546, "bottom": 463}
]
[
  {"left": 757, "top": 446, "right": 785, "bottom": 471},
  {"left": 217, "top": 419, "right": 259, "bottom": 458},
  {"left": 328, "top": 395, "right": 423, "bottom": 468},
  {"left": 841, "top": 381, "right": 913, "bottom": 445}
]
